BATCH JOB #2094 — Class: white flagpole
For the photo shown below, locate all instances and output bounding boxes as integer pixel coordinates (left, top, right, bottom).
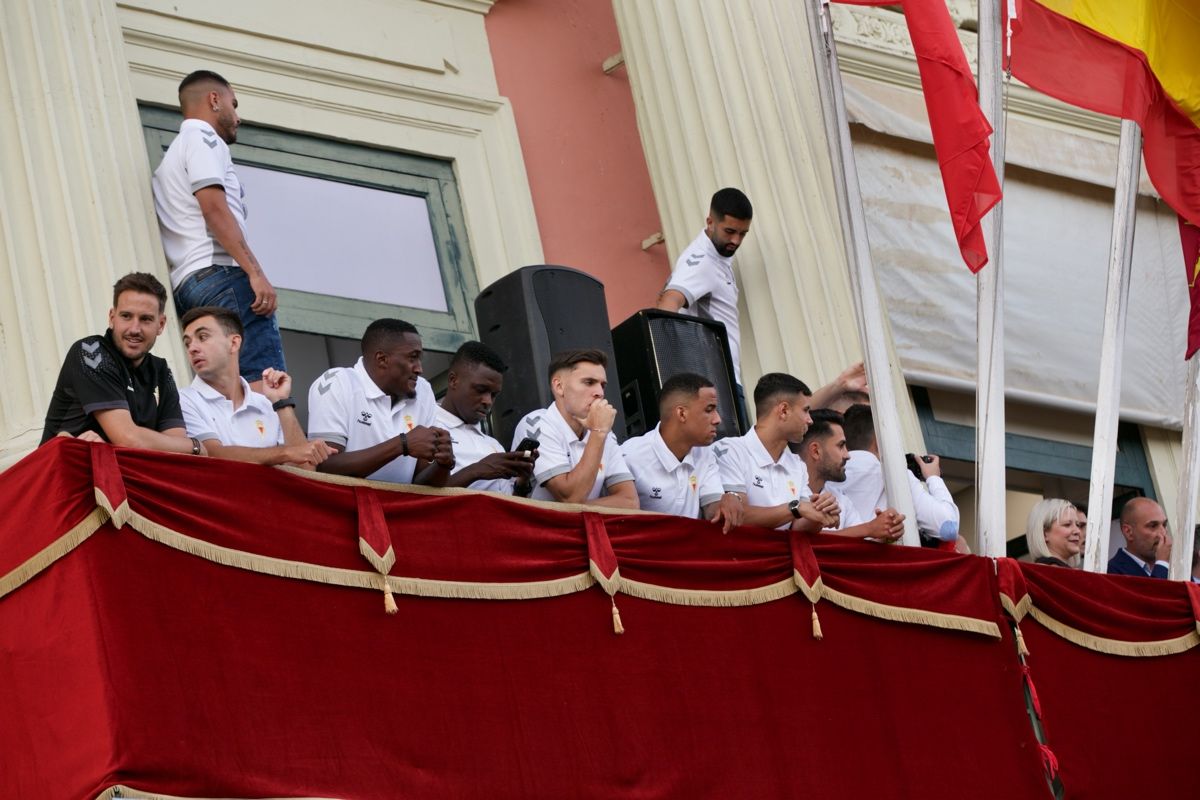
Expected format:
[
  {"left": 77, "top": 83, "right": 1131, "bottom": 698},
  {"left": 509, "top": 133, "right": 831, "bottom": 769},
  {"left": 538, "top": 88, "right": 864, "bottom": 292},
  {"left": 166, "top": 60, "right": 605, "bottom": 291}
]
[
  {"left": 1081, "top": 119, "right": 1143, "bottom": 573},
  {"left": 1171, "top": 356, "right": 1200, "bottom": 579},
  {"left": 975, "top": 0, "right": 1008, "bottom": 559},
  {"left": 806, "top": 0, "right": 919, "bottom": 546}
]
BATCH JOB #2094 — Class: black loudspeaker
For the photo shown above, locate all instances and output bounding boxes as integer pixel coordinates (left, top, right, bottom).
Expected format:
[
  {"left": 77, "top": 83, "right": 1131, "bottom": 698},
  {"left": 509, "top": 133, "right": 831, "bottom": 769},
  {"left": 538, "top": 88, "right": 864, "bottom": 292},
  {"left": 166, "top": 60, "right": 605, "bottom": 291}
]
[
  {"left": 612, "top": 309, "right": 743, "bottom": 441},
  {"left": 475, "top": 265, "right": 626, "bottom": 449}
]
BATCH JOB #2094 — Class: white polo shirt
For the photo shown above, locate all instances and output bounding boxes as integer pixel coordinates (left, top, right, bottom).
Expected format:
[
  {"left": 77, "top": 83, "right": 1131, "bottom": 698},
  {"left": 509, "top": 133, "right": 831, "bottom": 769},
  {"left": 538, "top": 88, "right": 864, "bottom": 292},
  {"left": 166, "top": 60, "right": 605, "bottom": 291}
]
[
  {"left": 511, "top": 403, "right": 633, "bottom": 503},
  {"left": 433, "top": 404, "right": 513, "bottom": 495},
  {"left": 180, "top": 375, "right": 283, "bottom": 447},
  {"left": 151, "top": 118, "right": 248, "bottom": 289},
  {"left": 715, "top": 428, "right": 810, "bottom": 530},
  {"left": 664, "top": 230, "right": 742, "bottom": 382},
  {"left": 620, "top": 425, "right": 723, "bottom": 519},
  {"left": 817, "top": 480, "right": 864, "bottom": 531},
  {"left": 307, "top": 358, "right": 437, "bottom": 484},
  {"left": 827, "top": 450, "right": 960, "bottom": 540}
]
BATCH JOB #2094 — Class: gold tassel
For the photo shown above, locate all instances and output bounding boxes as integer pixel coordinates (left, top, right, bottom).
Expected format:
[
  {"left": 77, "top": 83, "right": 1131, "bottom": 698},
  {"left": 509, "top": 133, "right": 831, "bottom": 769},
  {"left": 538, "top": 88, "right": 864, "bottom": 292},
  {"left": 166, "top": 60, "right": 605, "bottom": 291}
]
[
  {"left": 1014, "top": 624, "right": 1029, "bottom": 657},
  {"left": 383, "top": 579, "right": 398, "bottom": 615},
  {"left": 611, "top": 598, "right": 625, "bottom": 635},
  {"left": 811, "top": 605, "right": 824, "bottom": 640}
]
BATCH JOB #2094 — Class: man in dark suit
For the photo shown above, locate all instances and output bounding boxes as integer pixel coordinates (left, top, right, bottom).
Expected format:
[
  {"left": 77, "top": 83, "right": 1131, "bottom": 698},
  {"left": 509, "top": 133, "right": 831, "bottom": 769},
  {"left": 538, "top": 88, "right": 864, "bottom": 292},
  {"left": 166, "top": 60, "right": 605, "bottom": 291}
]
[{"left": 1107, "top": 497, "right": 1171, "bottom": 578}]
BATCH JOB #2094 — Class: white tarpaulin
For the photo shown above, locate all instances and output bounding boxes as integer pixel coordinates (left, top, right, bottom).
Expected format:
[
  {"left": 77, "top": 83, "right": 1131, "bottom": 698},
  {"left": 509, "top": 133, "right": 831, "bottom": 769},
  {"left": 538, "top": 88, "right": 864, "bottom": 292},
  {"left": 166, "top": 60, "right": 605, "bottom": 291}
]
[{"left": 852, "top": 135, "right": 1188, "bottom": 428}]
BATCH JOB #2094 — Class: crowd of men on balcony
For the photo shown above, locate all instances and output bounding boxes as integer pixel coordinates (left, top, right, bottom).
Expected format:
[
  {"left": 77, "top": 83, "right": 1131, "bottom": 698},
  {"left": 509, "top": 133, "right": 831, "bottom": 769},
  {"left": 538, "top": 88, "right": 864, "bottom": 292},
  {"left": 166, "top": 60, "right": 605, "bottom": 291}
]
[{"left": 37, "top": 69, "right": 1192, "bottom": 580}]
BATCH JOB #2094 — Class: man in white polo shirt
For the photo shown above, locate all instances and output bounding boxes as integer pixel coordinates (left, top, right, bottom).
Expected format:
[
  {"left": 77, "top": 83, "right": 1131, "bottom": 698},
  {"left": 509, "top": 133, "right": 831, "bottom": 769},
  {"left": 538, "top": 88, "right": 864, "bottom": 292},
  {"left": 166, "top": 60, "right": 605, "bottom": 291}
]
[
  {"left": 152, "top": 69, "right": 283, "bottom": 393},
  {"left": 657, "top": 188, "right": 752, "bottom": 422},
  {"left": 510, "top": 349, "right": 638, "bottom": 509},
  {"left": 715, "top": 373, "right": 837, "bottom": 532},
  {"left": 179, "top": 305, "right": 330, "bottom": 469},
  {"left": 620, "top": 372, "right": 743, "bottom": 531},
  {"left": 792, "top": 409, "right": 905, "bottom": 542},
  {"left": 435, "top": 341, "right": 535, "bottom": 495},
  {"left": 308, "top": 318, "right": 454, "bottom": 485}
]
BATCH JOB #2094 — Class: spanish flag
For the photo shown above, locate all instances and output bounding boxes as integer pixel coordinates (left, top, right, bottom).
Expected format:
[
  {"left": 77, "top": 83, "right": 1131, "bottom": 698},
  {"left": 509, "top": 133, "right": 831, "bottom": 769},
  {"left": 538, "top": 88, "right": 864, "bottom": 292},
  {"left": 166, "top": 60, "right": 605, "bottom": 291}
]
[
  {"left": 1181, "top": 215, "right": 1200, "bottom": 358},
  {"left": 1007, "top": 0, "right": 1200, "bottom": 231},
  {"left": 837, "top": 0, "right": 1003, "bottom": 273}
]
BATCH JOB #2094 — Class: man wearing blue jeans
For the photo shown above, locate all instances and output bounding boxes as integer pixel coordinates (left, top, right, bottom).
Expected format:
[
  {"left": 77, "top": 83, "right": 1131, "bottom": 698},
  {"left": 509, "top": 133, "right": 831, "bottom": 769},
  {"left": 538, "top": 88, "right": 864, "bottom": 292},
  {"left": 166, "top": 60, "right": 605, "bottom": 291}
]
[{"left": 152, "top": 69, "right": 283, "bottom": 393}]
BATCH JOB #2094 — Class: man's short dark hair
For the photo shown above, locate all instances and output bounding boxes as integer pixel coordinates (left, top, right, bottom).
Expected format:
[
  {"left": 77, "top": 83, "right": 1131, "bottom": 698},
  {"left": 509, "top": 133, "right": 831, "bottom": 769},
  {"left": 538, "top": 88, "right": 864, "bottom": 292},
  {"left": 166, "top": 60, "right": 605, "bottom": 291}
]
[
  {"left": 178, "top": 70, "right": 231, "bottom": 98},
  {"left": 842, "top": 403, "right": 876, "bottom": 452},
  {"left": 800, "top": 408, "right": 845, "bottom": 449},
  {"left": 180, "top": 305, "right": 243, "bottom": 337},
  {"left": 450, "top": 340, "right": 507, "bottom": 374},
  {"left": 112, "top": 272, "right": 168, "bottom": 313},
  {"left": 361, "top": 318, "right": 419, "bottom": 356},
  {"left": 547, "top": 349, "right": 607, "bottom": 382},
  {"left": 753, "top": 372, "right": 810, "bottom": 417},
  {"left": 658, "top": 372, "right": 714, "bottom": 414},
  {"left": 710, "top": 188, "right": 753, "bottom": 221}
]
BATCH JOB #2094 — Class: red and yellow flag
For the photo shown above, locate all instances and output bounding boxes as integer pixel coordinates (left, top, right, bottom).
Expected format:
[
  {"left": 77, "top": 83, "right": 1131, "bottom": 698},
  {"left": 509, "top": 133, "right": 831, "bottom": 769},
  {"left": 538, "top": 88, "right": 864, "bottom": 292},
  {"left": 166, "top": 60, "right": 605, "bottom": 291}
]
[
  {"left": 837, "top": 0, "right": 1003, "bottom": 273},
  {"left": 1181, "top": 215, "right": 1200, "bottom": 359},
  {"left": 1008, "top": 0, "right": 1200, "bottom": 230}
]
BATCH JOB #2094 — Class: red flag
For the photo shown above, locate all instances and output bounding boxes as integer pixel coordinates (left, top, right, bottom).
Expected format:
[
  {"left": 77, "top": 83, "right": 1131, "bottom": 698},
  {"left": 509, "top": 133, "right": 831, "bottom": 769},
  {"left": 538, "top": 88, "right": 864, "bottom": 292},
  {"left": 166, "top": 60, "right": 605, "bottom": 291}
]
[
  {"left": 1181, "top": 215, "right": 1200, "bottom": 359},
  {"left": 835, "top": 0, "right": 1002, "bottom": 272}
]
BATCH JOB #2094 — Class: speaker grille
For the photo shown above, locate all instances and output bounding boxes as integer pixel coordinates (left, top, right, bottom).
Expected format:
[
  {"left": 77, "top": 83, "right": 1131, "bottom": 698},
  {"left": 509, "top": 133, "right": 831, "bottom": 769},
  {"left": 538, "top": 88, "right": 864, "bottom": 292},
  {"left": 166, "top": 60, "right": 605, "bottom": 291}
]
[{"left": 646, "top": 316, "right": 741, "bottom": 440}]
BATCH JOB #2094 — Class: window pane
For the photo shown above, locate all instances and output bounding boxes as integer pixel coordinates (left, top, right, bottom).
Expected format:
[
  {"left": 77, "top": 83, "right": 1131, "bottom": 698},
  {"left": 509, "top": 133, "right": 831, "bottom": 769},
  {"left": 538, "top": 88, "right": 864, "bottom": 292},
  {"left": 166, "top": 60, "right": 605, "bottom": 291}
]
[{"left": 238, "top": 164, "right": 449, "bottom": 312}]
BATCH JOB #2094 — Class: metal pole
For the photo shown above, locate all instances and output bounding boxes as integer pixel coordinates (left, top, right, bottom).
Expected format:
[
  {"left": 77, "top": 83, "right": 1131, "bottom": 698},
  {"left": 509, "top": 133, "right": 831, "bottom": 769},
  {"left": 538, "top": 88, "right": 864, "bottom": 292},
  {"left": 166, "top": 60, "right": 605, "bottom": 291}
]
[
  {"left": 1171, "top": 355, "right": 1200, "bottom": 579},
  {"left": 1081, "top": 119, "right": 1142, "bottom": 572},
  {"left": 975, "top": 0, "right": 1008, "bottom": 558},
  {"left": 805, "top": 0, "right": 919, "bottom": 545}
]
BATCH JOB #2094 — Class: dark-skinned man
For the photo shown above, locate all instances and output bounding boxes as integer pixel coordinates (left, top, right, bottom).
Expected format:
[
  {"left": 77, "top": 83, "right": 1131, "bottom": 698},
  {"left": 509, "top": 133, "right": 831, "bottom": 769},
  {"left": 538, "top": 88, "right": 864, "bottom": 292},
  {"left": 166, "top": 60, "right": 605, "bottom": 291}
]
[
  {"left": 620, "top": 373, "right": 743, "bottom": 531},
  {"left": 42, "top": 272, "right": 205, "bottom": 457},
  {"left": 307, "top": 318, "right": 453, "bottom": 485},
  {"left": 792, "top": 409, "right": 905, "bottom": 542},
  {"left": 714, "top": 372, "right": 837, "bottom": 532},
  {"left": 435, "top": 341, "right": 535, "bottom": 494}
]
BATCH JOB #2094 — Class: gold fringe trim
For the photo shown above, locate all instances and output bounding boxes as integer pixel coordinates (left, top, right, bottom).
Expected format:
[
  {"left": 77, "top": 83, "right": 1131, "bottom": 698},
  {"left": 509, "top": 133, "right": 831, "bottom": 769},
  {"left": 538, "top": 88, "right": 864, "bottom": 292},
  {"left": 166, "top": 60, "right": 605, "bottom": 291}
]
[
  {"left": 276, "top": 464, "right": 659, "bottom": 516},
  {"left": 792, "top": 570, "right": 823, "bottom": 604},
  {"left": 94, "top": 488, "right": 130, "bottom": 529},
  {"left": 1000, "top": 593, "right": 1032, "bottom": 623},
  {"left": 357, "top": 539, "right": 395, "bottom": 575},
  {"left": 619, "top": 576, "right": 798, "bottom": 607},
  {"left": 821, "top": 586, "right": 1002, "bottom": 639},
  {"left": 588, "top": 559, "right": 621, "bottom": 596},
  {"left": 125, "top": 509, "right": 596, "bottom": 601},
  {"left": 1026, "top": 607, "right": 1200, "bottom": 658},
  {"left": 93, "top": 785, "right": 341, "bottom": 799},
  {"left": 0, "top": 507, "right": 108, "bottom": 600}
]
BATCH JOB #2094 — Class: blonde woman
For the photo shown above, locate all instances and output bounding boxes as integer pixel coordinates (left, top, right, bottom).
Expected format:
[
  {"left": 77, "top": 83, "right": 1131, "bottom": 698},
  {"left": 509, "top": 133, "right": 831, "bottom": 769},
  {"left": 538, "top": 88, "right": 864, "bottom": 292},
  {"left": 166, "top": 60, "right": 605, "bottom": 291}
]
[{"left": 1025, "top": 498, "right": 1082, "bottom": 567}]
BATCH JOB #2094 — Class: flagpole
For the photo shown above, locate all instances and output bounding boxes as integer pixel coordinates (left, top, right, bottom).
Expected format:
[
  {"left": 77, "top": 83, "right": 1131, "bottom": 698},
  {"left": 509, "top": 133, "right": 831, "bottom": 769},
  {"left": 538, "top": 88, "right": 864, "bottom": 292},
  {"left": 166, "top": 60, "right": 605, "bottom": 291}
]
[
  {"left": 975, "top": 0, "right": 1008, "bottom": 559},
  {"left": 1082, "top": 119, "right": 1142, "bottom": 573},
  {"left": 806, "top": 0, "right": 919, "bottom": 546},
  {"left": 1171, "top": 356, "right": 1200, "bottom": 579}
]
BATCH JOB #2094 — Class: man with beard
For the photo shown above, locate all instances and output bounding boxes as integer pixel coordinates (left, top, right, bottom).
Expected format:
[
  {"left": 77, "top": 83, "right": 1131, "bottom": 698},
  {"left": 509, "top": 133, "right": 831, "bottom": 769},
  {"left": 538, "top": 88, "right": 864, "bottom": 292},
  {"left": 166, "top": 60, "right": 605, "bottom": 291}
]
[
  {"left": 307, "top": 318, "right": 453, "bottom": 485},
  {"left": 152, "top": 69, "right": 283, "bottom": 393},
  {"left": 178, "top": 305, "right": 330, "bottom": 469},
  {"left": 434, "top": 341, "right": 534, "bottom": 494},
  {"left": 657, "top": 188, "right": 752, "bottom": 421},
  {"left": 41, "top": 272, "right": 202, "bottom": 456},
  {"left": 510, "top": 349, "right": 638, "bottom": 509},
  {"left": 792, "top": 409, "right": 905, "bottom": 542},
  {"left": 620, "top": 372, "right": 743, "bottom": 530},
  {"left": 1107, "top": 497, "right": 1171, "bottom": 578}
]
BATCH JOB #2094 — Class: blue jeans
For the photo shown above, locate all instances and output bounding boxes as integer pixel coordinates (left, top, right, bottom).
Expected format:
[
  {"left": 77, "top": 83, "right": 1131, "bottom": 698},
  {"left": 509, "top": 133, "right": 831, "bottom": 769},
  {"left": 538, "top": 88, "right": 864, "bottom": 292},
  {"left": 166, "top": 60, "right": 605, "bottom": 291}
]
[{"left": 174, "top": 265, "right": 286, "bottom": 381}]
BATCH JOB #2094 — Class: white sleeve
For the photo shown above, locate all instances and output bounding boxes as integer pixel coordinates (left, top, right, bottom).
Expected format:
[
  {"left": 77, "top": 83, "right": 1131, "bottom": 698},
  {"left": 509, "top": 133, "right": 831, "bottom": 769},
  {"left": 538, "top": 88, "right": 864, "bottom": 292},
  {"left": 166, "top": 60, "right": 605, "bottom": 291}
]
[
  {"left": 179, "top": 389, "right": 218, "bottom": 443},
  {"left": 516, "top": 412, "right": 572, "bottom": 486},
  {"left": 836, "top": 494, "right": 866, "bottom": 529},
  {"left": 664, "top": 257, "right": 720, "bottom": 309},
  {"left": 715, "top": 439, "right": 749, "bottom": 494},
  {"left": 909, "top": 473, "right": 960, "bottom": 540},
  {"left": 697, "top": 447, "right": 724, "bottom": 510},
  {"left": 307, "top": 370, "right": 351, "bottom": 448},
  {"left": 183, "top": 130, "right": 226, "bottom": 193},
  {"left": 602, "top": 433, "right": 633, "bottom": 489}
]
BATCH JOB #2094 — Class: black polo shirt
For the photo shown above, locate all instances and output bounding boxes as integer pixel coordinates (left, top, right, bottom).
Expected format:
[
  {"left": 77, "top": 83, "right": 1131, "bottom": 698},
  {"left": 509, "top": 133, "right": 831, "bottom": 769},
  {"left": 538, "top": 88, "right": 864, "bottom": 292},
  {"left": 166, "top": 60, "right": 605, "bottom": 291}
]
[{"left": 40, "top": 330, "right": 185, "bottom": 444}]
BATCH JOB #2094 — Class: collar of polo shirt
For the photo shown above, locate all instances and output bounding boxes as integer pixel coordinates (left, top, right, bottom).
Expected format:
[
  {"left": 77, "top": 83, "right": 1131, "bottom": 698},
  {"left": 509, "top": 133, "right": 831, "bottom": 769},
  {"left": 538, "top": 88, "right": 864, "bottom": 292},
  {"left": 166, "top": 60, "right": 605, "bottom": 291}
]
[
  {"left": 353, "top": 357, "right": 391, "bottom": 402},
  {"left": 190, "top": 374, "right": 270, "bottom": 414},
  {"left": 745, "top": 427, "right": 791, "bottom": 469},
  {"left": 649, "top": 424, "right": 694, "bottom": 473}
]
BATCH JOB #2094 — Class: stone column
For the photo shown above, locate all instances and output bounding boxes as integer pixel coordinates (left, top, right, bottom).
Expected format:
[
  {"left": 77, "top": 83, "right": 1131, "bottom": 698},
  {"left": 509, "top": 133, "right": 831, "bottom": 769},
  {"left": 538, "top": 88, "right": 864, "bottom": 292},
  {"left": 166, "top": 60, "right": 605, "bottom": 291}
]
[
  {"left": 0, "top": 0, "right": 183, "bottom": 466},
  {"left": 612, "top": 0, "right": 921, "bottom": 445}
]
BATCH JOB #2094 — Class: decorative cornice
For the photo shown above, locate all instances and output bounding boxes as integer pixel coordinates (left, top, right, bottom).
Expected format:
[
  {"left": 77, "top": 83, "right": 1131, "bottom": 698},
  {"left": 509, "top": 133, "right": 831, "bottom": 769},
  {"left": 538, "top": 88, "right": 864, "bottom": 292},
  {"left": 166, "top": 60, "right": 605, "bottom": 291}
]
[
  {"left": 422, "top": 0, "right": 497, "bottom": 13},
  {"left": 831, "top": 4, "right": 1121, "bottom": 139}
]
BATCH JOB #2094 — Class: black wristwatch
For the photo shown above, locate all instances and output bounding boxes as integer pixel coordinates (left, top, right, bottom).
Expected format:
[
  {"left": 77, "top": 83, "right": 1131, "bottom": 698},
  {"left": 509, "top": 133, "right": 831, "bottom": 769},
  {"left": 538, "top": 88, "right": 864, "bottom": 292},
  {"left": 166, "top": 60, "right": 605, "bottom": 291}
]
[
  {"left": 788, "top": 499, "right": 801, "bottom": 519},
  {"left": 272, "top": 397, "right": 296, "bottom": 411}
]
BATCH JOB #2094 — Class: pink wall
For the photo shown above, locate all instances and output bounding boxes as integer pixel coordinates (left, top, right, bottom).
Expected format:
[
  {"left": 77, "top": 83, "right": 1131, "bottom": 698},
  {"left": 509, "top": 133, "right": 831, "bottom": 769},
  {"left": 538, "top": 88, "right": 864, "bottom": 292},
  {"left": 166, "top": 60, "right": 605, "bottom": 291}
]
[{"left": 485, "top": 0, "right": 671, "bottom": 326}]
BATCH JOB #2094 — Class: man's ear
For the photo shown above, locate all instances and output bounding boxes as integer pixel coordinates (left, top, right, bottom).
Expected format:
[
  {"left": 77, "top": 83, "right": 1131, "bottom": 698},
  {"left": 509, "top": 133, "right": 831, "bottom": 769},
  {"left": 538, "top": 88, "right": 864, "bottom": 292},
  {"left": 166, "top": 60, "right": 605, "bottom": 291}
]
[
  {"left": 551, "top": 374, "right": 564, "bottom": 399},
  {"left": 446, "top": 368, "right": 458, "bottom": 390},
  {"left": 229, "top": 333, "right": 243, "bottom": 355}
]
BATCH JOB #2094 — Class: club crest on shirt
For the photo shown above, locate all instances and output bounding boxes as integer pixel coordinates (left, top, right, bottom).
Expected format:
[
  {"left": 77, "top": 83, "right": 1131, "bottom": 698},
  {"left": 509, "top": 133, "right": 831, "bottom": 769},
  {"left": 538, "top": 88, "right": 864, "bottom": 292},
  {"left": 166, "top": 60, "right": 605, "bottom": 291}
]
[
  {"left": 752, "top": 475, "right": 765, "bottom": 489},
  {"left": 154, "top": 386, "right": 160, "bottom": 405},
  {"left": 255, "top": 419, "right": 266, "bottom": 438},
  {"left": 357, "top": 411, "right": 373, "bottom": 427},
  {"left": 689, "top": 474, "right": 698, "bottom": 492},
  {"left": 787, "top": 479, "right": 797, "bottom": 497},
  {"left": 404, "top": 414, "right": 414, "bottom": 431}
]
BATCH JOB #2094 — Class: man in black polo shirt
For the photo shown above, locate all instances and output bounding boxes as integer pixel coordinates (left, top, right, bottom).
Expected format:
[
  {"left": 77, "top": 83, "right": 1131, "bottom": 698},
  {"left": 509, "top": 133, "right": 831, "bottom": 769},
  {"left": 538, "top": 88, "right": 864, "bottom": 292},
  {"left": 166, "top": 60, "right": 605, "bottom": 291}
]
[{"left": 41, "top": 272, "right": 205, "bottom": 456}]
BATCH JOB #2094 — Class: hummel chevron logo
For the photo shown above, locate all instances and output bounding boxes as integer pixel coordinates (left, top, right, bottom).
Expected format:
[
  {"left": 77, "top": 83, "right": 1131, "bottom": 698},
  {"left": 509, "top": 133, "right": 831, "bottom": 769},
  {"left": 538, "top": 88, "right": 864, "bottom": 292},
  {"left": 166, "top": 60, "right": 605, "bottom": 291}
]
[
  {"left": 529, "top": 427, "right": 542, "bottom": 440},
  {"left": 317, "top": 381, "right": 333, "bottom": 395},
  {"left": 203, "top": 136, "right": 219, "bottom": 149},
  {"left": 81, "top": 341, "right": 100, "bottom": 354},
  {"left": 686, "top": 257, "right": 701, "bottom": 267},
  {"left": 84, "top": 353, "right": 102, "bottom": 370},
  {"left": 713, "top": 444, "right": 727, "bottom": 458}
]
